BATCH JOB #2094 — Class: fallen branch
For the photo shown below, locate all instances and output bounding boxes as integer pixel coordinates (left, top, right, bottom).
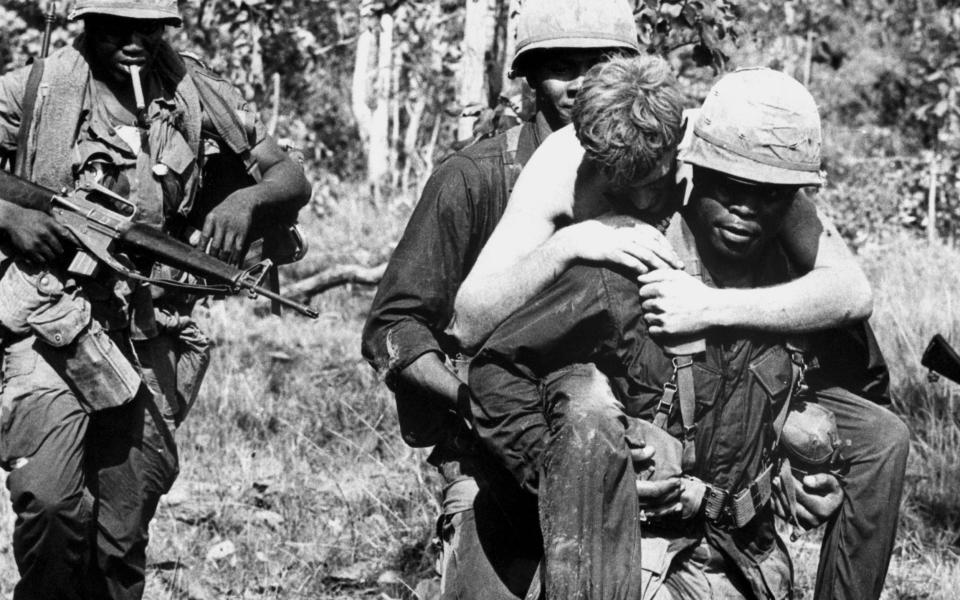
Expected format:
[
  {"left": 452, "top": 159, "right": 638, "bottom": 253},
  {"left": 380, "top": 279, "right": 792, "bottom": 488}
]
[{"left": 283, "top": 263, "right": 386, "bottom": 301}]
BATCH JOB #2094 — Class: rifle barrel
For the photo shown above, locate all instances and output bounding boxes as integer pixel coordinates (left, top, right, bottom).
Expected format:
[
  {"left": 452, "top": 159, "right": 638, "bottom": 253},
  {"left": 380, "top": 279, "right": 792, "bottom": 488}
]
[
  {"left": 41, "top": 3, "right": 57, "bottom": 58},
  {"left": 244, "top": 282, "right": 319, "bottom": 318}
]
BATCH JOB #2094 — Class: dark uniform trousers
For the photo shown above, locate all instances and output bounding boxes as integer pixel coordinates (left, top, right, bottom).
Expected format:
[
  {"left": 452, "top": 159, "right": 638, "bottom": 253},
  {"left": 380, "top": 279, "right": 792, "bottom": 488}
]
[
  {"left": 811, "top": 386, "right": 909, "bottom": 600},
  {"left": 535, "top": 370, "right": 908, "bottom": 600},
  {"left": 467, "top": 241, "right": 911, "bottom": 599},
  {"left": 0, "top": 332, "right": 180, "bottom": 600}
]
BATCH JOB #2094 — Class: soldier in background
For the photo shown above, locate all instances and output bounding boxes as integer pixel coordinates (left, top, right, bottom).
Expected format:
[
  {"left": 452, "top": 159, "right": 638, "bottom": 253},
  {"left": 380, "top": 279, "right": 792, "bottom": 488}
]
[
  {"left": 361, "top": 1, "right": 678, "bottom": 597},
  {"left": 0, "top": 1, "right": 310, "bottom": 598}
]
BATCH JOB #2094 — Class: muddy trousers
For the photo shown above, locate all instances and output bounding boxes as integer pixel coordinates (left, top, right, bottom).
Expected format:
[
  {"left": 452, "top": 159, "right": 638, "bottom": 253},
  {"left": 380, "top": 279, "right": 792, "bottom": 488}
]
[
  {"left": 811, "top": 387, "right": 910, "bottom": 600},
  {"left": 538, "top": 365, "right": 644, "bottom": 600},
  {"left": 537, "top": 369, "right": 909, "bottom": 600},
  {"left": 0, "top": 337, "right": 179, "bottom": 600}
]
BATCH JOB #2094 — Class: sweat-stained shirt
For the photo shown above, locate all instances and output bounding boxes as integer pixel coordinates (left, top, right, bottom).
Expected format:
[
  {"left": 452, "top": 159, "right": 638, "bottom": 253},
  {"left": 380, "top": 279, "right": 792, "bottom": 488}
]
[
  {"left": 361, "top": 115, "right": 551, "bottom": 449},
  {"left": 467, "top": 212, "right": 800, "bottom": 593}
]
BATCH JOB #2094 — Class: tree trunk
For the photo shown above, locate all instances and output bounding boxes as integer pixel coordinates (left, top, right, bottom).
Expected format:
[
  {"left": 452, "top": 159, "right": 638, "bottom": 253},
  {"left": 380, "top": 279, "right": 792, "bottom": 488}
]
[
  {"left": 458, "top": 0, "right": 494, "bottom": 141},
  {"left": 351, "top": 4, "right": 376, "bottom": 165},
  {"left": 402, "top": 95, "right": 427, "bottom": 193},
  {"left": 369, "top": 11, "right": 394, "bottom": 186},
  {"left": 248, "top": 10, "right": 265, "bottom": 97},
  {"left": 390, "top": 25, "right": 403, "bottom": 188}
]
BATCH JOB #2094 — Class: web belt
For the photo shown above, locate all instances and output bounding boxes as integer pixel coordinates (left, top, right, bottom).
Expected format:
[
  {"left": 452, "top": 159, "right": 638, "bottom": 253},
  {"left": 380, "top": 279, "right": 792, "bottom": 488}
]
[{"left": 701, "top": 463, "right": 775, "bottom": 529}]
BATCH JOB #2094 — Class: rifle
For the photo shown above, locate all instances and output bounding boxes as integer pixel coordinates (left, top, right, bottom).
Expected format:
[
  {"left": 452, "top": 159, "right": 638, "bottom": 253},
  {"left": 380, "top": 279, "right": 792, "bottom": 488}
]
[
  {"left": 0, "top": 168, "right": 319, "bottom": 318},
  {"left": 40, "top": 2, "right": 57, "bottom": 59},
  {"left": 921, "top": 334, "right": 960, "bottom": 384}
]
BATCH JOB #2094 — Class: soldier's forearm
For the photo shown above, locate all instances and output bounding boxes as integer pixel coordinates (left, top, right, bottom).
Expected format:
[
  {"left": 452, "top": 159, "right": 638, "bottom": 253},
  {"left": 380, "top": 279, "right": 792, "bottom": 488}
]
[
  {"left": 252, "top": 157, "right": 311, "bottom": 215},
  {"left": 396, "top": 352, "right": 463, "bottom": 413},
  {"left": 709, "top": 265, "right": 873, "bottom": 332},
  {"left": 450, "top": 235, "right": 573, "bottom": 353}
]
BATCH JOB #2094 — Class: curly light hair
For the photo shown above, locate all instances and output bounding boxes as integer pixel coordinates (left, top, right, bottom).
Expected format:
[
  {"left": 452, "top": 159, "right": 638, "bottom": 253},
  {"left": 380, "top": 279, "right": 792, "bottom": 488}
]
[{"left": 572, "top": 54, "right": 685, "bottom": 188}]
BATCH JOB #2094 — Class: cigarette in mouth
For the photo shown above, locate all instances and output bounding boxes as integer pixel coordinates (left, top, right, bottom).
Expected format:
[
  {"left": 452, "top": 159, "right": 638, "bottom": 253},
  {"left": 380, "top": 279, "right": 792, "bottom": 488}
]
[{"left": 130, "top": 65, "right": 146, "bottom": 113}]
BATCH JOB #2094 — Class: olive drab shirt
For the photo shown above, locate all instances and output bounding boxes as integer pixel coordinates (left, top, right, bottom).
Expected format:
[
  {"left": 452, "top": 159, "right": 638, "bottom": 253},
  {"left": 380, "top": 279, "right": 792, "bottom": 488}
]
[
  {"left": 361, "top": 114, "right": 550, "bottom": 449},
  {"left": 0, "top": 36, "right": 265, "bottom": 340},
  {"left": 468, "top": 212, "right": 799, "bottom": 596},
  {"left": 0, "top": 36, "right": 266, "bottom": 218}
]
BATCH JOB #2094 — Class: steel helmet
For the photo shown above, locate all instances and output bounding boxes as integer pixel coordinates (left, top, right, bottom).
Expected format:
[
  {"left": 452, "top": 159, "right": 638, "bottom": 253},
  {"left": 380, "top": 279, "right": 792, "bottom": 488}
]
[
  {"left": 69, "top": 0, "right": 182, "bottom": 26},
  {"left": 679, "top": 67, "right": 823, "bottom": 186},
  {"left": 511, "top": 0, "right": 640, "bottom": 76}
]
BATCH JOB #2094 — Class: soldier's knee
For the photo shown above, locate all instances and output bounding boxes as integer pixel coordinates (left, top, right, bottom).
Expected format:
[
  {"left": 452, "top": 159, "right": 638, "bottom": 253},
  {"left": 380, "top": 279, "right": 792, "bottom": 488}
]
[
  {"left": 549, "top": 403, "right": 627, "bottom": 470},
  {"left": 11, "top": 487, "right": 88, "bottom": 543},
  {"left": 563, "top": 395, "right": 623, "bottom": 437},
  {"left": 851, "top": 405, "right": 910, "bottom": 466},
  {"left": 544, "top": 366, "right": 628, "bottom": 460},
  {"left": 884, "top": 412, "right": 910, "bottom": 461}
]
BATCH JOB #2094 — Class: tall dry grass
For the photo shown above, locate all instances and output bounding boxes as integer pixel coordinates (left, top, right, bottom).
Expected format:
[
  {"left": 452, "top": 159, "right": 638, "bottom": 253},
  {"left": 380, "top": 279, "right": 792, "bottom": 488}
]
[{"left": 0, "top": 203, "right": 957, "bottom": 598}]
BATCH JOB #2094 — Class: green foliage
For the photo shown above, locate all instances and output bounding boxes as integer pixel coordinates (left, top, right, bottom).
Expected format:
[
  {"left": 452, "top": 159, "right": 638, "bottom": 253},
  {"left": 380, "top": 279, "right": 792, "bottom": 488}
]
[
  {"left": 820, "top": 153, "right": 960, "bottom": 250},
  {"left": 633, "top": 0, "right": 740, "bottom": 71},
  {"left": 3, "top": 0, "right": 960, "bottom": 242},
  {"left": 172, "top": 0, "right": 370, "bottom": 178}
]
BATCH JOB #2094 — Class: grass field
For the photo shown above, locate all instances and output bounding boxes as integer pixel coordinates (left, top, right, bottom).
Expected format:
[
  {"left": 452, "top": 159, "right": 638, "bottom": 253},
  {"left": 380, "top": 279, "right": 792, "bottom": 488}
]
[{"left": 0, "top": 198, "right": 959, "bottom": 599}]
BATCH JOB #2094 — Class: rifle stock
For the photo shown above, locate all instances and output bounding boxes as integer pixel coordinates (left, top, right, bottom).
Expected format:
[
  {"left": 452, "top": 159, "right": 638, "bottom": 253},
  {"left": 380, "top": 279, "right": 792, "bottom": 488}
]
[{"left": 922, "top": 334, "right": 960, "bottom": 385}]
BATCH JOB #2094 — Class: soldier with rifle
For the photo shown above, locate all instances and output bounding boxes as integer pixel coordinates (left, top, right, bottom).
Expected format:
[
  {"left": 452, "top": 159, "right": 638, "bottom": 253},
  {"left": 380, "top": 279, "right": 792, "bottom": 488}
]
[{"left": 0, "top": 1, "right": 311, "bottom": 598}]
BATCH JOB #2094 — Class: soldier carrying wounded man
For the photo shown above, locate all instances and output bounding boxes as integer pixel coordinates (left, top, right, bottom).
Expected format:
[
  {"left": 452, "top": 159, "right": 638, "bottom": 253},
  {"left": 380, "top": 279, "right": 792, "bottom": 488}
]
[{"left": 462, "top": 61, "right": 909, "bottom": 599}]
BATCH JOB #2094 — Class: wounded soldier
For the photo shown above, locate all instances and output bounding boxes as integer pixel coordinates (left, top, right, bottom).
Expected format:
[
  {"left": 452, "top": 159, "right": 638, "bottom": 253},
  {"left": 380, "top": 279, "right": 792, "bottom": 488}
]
[{"left": 467, "top": 68, "right": 907, "bottom": 599}]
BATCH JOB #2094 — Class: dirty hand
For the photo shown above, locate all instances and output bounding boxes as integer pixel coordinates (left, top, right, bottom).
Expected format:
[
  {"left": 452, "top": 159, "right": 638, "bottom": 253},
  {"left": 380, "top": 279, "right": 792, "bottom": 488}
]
[
  {"left": 629, "top": 437, "right": 684, "bottom": 517},
  {"left": 197, "top": 189, "right": 257, "bottom": 265},
  {"left": 556, "top": 218, "right": 683, "bottom": 275},
  {"left": 637, "top": 477, "right": 684, "bottom": 520},
  {"left": 794, "top": 473, "right": 844, "bottom": 528},
  {"left": 639, "top": 269, "right": 720, "bottom": 336},
  {"left": 629, "top": 439, "right": 656, "bottom": 474},
  {"left": 0, "top": 202, "right": 74, "bottom": 264}
]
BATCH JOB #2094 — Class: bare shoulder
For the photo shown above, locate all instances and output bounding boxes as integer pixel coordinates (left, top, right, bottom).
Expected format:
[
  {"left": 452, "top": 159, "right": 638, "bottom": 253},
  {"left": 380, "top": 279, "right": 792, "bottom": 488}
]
[{"left": 505, "top": 124, "right": 585, "bottom": 224}]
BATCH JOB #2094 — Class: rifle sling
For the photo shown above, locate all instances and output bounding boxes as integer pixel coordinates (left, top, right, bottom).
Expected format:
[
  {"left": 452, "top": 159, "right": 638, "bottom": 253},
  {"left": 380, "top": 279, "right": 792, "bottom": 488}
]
[
  {"left": 14, "top": 59, "right": 45, "bottom": 178},
  {"left": 71, "top": 241, "right": 235, "bottom": 296}
]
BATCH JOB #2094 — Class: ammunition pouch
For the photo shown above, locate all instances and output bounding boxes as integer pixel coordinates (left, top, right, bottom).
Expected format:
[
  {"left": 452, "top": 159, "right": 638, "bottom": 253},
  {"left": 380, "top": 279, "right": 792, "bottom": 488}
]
[
  {"left": 700, "top": 463, "right": 776, "bottom": 529},
  {"left": 0, "top": 263, "right": 65, "bottom": 337},
  {"left": 38, "top": 319, "right": 142, "bottom": 413},
  {"left": 4, "top": 266, "right": 143, "bottom": 413}
]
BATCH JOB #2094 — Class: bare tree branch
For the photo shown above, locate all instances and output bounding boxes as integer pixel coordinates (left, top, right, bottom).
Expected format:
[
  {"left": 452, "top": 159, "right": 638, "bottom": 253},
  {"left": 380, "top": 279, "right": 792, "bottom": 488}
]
[{"left": 283, "top": 263, "right": 387, "bottom": 300}]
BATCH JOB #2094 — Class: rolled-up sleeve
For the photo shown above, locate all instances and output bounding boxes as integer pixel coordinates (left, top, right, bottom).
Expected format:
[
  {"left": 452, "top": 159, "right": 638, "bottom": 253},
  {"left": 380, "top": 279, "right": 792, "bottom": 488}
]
[{"left": 362, "top": 155, "right": 489, "bottom": 382}]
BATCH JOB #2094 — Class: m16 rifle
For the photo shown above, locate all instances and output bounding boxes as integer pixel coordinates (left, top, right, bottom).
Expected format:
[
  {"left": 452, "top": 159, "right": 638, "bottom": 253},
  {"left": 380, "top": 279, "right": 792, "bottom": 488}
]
[
  {"left": 40, "top": 2, "right": 58, "bottom": 59},
  {"left": 0, "top": 168, "right": 319, "bottom": 318},
  {"left": 921, "top": 334, "right": 960, "bottom": 384}
]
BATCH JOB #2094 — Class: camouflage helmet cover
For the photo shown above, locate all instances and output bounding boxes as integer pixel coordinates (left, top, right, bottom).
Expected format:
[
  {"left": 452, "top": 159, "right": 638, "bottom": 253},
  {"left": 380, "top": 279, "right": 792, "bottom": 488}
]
[
  {"left": 69, "top": 0, "right": 182, "bottom": 25},
  {"left": 511, "top": 0, "right": 640, "bottom": 75},
  {"left": 679, "top": 67, "right": 823, "bottom": 186}
]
